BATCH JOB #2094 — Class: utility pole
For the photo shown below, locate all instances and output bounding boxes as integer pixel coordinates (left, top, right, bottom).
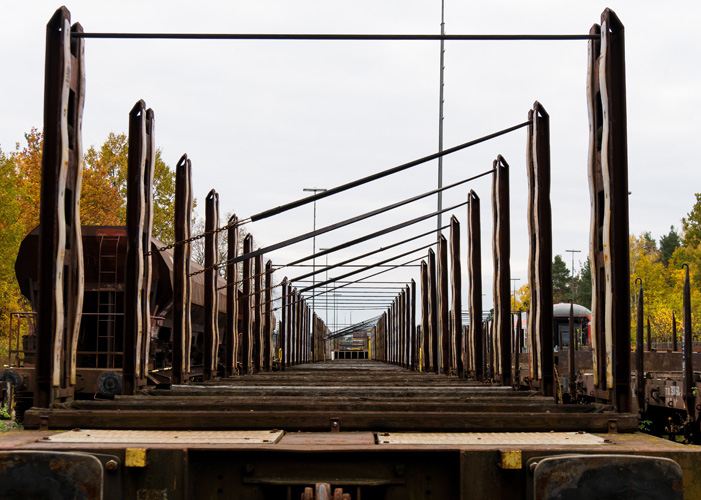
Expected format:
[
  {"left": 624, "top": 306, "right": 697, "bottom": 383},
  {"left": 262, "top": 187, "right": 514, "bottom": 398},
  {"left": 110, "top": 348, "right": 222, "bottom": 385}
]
[
  {"left": 303, "top": 187, "right": 327, "bottom": 329},
  {"left": 565, "top": 249, "right": 581, "bottom": 304}
]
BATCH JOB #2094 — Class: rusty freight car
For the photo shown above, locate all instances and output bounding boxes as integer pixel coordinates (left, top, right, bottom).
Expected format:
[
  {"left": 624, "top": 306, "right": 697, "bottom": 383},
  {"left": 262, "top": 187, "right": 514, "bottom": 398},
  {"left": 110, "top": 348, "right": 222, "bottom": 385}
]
[{"left": 0, "top": 6, "right": 700, "bottom": 500}]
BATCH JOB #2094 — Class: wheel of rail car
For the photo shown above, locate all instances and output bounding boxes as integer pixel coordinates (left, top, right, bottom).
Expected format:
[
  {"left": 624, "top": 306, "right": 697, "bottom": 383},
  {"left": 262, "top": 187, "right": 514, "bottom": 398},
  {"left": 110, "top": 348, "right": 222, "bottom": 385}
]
[
  {"left": 0, "top": 369, "right": 24, "bottom": 392},
  {"left": 97, "top": 371, "right": 122, "bottom": 397}
]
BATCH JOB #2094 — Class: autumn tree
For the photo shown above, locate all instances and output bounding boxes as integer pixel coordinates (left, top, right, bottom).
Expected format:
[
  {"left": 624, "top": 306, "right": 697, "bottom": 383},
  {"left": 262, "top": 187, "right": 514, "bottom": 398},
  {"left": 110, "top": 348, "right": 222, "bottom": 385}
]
[
  {"left": 510, "top": 283, "right": 530, "bottom": 312},
  {"left": 83, "top": 132, "right": 176, "bottom": 244}
]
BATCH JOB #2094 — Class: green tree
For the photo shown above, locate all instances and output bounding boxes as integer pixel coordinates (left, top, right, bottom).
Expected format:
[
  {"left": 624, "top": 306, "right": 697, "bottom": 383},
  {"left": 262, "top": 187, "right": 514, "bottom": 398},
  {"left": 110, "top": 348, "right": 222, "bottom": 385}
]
[
  {"left": 682, "top": 193, "right": 701, "bottom": 248},
  {"left": 659, "top": 226, "right": 681, "bottom": 266},
  {"left": 574, "top": 257, "right": 592, "bottom": 309},
  {"left": 552, "top": 254, "right": 571, "bottom": 303}
]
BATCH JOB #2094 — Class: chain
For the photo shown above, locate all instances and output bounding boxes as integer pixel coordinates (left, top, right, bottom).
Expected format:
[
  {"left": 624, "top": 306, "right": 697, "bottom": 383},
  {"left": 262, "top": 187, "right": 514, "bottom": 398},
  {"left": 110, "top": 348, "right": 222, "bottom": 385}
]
[{"left": 144, "top": 216, "right": 251, "bottom": 257}]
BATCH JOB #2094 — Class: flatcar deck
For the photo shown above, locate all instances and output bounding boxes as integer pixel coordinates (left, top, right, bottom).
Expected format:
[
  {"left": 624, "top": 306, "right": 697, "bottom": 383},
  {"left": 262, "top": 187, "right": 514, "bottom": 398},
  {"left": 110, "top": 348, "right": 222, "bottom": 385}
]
[
  {"left": 2, "top": 361, "right": 700, "bottom": 499},
  {"left": 23, "top": 361, "right": 637, "bottom": 433}
]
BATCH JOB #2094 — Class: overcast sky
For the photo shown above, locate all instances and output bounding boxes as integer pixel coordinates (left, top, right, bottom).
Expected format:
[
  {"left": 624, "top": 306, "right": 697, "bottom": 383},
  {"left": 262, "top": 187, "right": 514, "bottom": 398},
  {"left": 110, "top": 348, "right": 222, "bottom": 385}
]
[{"left": 2, "top": 1, "right": 700, "bottom": 331}]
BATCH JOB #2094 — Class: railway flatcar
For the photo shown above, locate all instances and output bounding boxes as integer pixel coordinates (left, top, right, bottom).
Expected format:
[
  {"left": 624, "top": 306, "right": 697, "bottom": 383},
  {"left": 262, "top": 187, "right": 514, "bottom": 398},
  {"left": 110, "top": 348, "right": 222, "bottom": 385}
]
[{"left": 2, "top": 225, "right": 227, "bottom": 399}]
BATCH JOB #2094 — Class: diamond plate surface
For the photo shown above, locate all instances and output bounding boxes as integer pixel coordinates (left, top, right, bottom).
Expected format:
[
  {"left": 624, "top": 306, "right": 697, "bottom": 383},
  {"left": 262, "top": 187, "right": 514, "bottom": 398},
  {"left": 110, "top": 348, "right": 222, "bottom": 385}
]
[
  {"left": 376, "top": 432, "right": 607, "bottom": 445},
  {"left": 47, "top": 429, "right": 284, "bottom": 444}
]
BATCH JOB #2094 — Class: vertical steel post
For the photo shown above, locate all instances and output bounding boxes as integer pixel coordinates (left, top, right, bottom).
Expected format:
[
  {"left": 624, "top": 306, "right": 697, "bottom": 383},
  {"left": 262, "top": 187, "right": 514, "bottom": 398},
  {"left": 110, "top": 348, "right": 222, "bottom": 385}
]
[
  {"left": 124, "top": 101, "right": 148, "bottom": 395},
  {"left": 449, "top": 217, "right": 464, "bottom": 378},
  {"left": 437, "top": 236, "right": 450, "bottom": 374},
  {"left": 514, "top": 311, "right": 522, "bottom": 387},
  {"left": 468, "top": 191, "right": 484, "bottom": 381},
  {"left": 428, "top": 249, "right": 439, "bottom": 373},
  {"left": 635, "top": 279, "right": 644, "bottom": 413},
  {"left": 526, "top": 102, "right": 554, "bottom": 396},
  {"left": 241, "top": 235, "right": 253, "bottom": 374},
  {"left": 172, "top": 155, "right": 192, "bottom": 385},
  {"left": 682, "top": 264, "right": 695, "bottom": 421},
  {"left": 37, "top": 7, "right": 85, "bottom": 407},
  {"left": 420, "top": 261, "right": 430, "bottom": 372},
  {"left": 252, "top": 255, "right": 263, "bottom": 372},
  {"left": 225, "top": 216, "right": 239, "bottom": 377},
  {"left": 405, "top": 284, "right": 411, "bottom": 369},
  {"left": 141, "top": 109, "right": 155, "bottom": 383},
  {"left": 673, "top": 311, "right": 678, "bottom": 352},
  {"left": 493, "top": 156, "right": 512, "bottom": 385},
  {"left": 400, "top": 290, "right": 406, "bottom": 367},
  {"left": 569, "top": 301, "right": 577, "bottom": 401},
  {"left": 647, "top": 317, "right": 652, "bottom": 351},
  {"left": 264, "top": 260, "right": 273, "bottom": 371},
  {"left": 203, "top": 189, "right": 219, "bottom": 382},
  {"left": 587, "top": 9, "right": 631, "bottom": 412},
  {"left": 279, "top": 279, "right": 288, "bottom": 371},
  {"left": 410, "top": 279, "right": 417, "bottom": 370}
]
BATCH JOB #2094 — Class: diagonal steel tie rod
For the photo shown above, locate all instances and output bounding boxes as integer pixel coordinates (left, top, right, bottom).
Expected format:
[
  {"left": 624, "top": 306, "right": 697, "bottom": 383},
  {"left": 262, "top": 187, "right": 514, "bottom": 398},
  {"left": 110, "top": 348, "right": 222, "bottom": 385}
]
[
  {"left": 286, "top": 200, "right": 467, "bottom": 267},
  {"left": 250, "top": 124, "right": 526, "bottom": 222},
  {"left": 300, "top": 242, "right": 434, "bottom": 293},
  {"left": 230, "top": 171, "right": 488, "bottom": 266},
  {"left": 290, "top": 224, "right": 448, "bottom": 282}
]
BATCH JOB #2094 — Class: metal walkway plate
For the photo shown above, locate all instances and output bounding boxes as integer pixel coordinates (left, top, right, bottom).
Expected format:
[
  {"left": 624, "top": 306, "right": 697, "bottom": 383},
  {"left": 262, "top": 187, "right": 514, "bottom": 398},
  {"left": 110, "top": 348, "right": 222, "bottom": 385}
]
[
  {"left": 47, "top": 429, "right": 284, "bottom": 444},
  {"left": 376, "top": 432, "right": 607, "bottom": 445}
]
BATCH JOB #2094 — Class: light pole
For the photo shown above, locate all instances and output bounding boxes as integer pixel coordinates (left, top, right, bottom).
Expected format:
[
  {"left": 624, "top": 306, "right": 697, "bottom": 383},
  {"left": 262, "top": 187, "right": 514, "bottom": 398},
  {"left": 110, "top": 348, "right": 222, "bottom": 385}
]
[
  {"left": 303, "top": 187, "right": 327, "bottom": 328},
  {"left": 319, "top": 247, "right": 331, "bottom": 357},
  {"left": 565, "top": 249, "right": 581, "bottom": 304},
  {"left": 510, "top": 278, "right": 520, "bottom": 312}
]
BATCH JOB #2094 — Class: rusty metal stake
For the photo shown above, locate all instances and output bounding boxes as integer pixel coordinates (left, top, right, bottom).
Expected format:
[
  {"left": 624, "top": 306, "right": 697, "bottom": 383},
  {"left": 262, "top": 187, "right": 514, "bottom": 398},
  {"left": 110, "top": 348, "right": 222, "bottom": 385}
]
[
  {"left": 226, "top": 216, "right": 239, "bottom": 377},
  {"left": 468, "top": 191, "right": 484, "bottom": 381},
  {"left": 203, "top": 189, "right": 220, "bottom": 381},
  {"left": 682, "top": 264, "right": 695, "bottom": 421}
]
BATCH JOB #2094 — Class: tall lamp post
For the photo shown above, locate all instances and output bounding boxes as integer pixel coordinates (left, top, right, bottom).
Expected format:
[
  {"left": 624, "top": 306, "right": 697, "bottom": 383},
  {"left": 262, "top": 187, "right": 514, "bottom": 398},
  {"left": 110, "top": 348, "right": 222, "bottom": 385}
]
[
  {"left": 303, "top": 187, "right": 327, "bottom": 330},
  {"left": 565, "top": 249, "right": 581, "bottom": 304},
  {"left": 510, "top": 278, "right": 520, "bottom": 312}
]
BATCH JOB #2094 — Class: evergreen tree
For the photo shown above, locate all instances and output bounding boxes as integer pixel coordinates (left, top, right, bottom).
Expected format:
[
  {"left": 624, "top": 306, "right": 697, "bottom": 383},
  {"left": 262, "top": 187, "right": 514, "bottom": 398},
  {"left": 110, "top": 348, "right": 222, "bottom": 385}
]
[
  {"left": 552, "top": 254, "right": 571, "bottom": 303},
  {"left": 682, "top": 193, "right": 701, "bottom": 248},
  {"left": 659, "top": 226, "right": 681, "bottom": 266},
  {"left": 574, "top": 257, "right": 592, "bottom": 309}
]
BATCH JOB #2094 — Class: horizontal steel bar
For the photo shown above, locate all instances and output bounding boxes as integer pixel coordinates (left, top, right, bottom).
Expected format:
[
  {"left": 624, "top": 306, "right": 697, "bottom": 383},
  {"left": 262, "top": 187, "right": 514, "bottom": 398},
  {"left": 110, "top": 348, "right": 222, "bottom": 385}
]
[{"left": 73, "top": 32, "right": 599, "bottom": 41}]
